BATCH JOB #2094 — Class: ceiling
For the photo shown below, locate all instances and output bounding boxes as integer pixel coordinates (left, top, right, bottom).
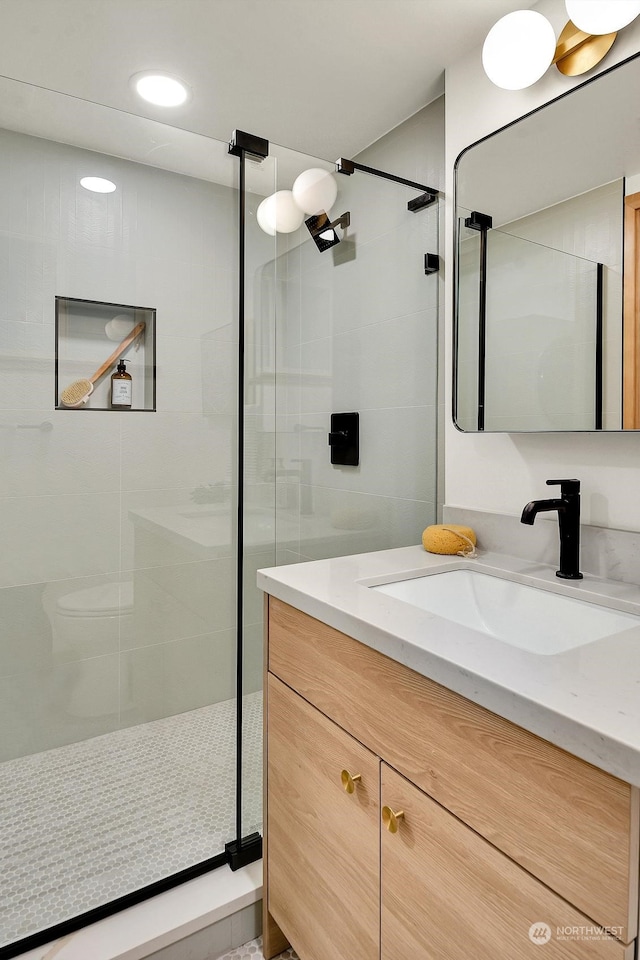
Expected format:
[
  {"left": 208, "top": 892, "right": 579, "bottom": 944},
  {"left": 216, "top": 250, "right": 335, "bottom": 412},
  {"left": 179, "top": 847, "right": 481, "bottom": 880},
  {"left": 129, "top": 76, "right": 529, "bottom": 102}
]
[{"left": 0, "top": 0, "right": 537, "bottom": 161}]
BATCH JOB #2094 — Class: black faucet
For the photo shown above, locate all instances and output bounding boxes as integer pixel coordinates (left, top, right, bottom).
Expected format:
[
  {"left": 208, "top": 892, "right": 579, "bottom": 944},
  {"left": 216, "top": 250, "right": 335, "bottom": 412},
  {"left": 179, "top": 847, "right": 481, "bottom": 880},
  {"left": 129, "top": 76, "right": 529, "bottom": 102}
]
[{"left": 520, "top": 479, "right": 583, "bottom": 580}]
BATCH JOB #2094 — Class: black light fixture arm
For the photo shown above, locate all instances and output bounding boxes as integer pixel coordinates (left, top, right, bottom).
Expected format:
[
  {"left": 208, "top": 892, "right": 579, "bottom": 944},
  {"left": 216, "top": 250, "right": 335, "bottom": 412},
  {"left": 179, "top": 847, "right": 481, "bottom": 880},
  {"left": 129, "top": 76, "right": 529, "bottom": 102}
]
[{"left": 336, "top": 157, "right": 439, "bottom": 196}]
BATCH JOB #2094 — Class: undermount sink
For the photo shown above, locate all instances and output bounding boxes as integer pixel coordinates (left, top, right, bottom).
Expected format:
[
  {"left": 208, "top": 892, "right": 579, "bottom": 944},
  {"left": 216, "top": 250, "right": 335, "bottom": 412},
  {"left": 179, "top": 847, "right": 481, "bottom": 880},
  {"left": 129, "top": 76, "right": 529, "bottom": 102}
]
[{"left": 371, "top": 568, "right": 640, "bottom": 655}]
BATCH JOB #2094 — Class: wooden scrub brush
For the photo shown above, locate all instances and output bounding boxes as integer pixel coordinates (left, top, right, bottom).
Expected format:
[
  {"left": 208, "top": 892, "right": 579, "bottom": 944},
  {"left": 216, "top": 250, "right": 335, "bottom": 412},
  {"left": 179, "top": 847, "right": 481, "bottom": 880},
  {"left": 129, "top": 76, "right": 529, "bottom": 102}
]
[{"left": 59, "top": 321, "right": 146, "bottom": 408}]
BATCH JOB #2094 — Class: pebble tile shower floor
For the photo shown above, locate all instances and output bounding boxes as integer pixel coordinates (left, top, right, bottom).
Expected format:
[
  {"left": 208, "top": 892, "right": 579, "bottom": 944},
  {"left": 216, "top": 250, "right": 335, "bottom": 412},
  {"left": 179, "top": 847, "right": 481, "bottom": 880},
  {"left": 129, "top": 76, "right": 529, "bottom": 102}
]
[{"left": 0, "top": 692, "right": 262, "bottom": 948}]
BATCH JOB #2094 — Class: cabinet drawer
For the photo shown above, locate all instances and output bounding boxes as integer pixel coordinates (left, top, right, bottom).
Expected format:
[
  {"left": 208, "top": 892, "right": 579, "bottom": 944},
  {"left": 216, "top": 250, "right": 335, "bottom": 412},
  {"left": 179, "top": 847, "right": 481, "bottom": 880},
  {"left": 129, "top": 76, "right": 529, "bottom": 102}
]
[
  {"left": 381, "top": 764, "right": 633, "bottom": 960},
  {"left": 267, "top": 674, "right": 379, "bottom": 960},
  {"left": 268, "top": 597, "right": 639, "bottom": 941}
]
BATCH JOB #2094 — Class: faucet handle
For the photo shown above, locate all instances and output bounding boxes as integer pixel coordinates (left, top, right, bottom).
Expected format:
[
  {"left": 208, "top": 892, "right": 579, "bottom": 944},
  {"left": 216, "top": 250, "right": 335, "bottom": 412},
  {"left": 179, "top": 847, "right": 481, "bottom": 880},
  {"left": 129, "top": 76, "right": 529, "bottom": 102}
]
[{"left": 546, "top": 478, "right": 580, "bottom": 495}]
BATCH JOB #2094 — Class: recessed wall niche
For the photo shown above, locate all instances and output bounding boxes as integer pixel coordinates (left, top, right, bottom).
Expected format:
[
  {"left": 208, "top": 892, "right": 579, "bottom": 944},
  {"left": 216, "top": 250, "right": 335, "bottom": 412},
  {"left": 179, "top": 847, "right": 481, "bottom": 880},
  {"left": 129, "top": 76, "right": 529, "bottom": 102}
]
[{"left": 55, "top": 297, "right": 156, "bottom": 411}]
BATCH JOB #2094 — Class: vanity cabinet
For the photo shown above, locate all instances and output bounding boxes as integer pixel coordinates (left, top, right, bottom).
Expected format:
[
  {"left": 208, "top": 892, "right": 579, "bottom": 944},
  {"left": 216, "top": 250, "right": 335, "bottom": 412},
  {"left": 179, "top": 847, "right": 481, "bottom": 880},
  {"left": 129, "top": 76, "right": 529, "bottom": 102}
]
[{"left": 264, "top": 596, "right": 639, "bottom": 960}]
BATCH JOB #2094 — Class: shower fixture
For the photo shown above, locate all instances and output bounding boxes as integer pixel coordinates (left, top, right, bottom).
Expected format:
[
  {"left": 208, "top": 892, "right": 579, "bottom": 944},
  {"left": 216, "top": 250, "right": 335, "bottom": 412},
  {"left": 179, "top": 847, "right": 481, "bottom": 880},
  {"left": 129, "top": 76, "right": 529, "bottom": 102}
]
[{"left": 305, "top": 210, "right": 350, "bottom": 252}]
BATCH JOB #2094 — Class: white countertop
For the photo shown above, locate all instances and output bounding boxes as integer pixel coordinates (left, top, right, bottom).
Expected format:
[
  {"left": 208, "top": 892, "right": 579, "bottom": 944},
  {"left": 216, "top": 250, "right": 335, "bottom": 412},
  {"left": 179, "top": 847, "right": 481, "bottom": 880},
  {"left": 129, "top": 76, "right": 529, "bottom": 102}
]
[{"left": 257, "top": 545, "right": 640, "bottom": 786}]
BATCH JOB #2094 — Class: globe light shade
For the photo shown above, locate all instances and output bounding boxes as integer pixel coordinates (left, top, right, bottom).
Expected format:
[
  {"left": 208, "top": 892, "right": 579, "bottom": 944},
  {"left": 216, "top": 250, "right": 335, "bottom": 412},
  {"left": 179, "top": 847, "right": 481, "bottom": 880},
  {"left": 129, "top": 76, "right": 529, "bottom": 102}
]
[
  {"left": 257, "top": 191, "right": 304, "bottom": 235},
  {"left": 292, "top": 168, "right": 338, "bottom": 215},
  {"left": 565, "top": 0, "right": 640, "bottom": 34},
  {"left": 482, "top": 10, "right": 556, "bottom": 90}
]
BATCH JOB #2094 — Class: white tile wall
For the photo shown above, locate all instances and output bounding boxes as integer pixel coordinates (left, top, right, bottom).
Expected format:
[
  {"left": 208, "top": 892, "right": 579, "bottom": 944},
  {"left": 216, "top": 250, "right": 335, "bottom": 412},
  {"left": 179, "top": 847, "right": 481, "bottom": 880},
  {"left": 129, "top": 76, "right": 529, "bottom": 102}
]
[
  {"left": 271, "top": 102, "right": 443, "bottom": 565},
  {"left": 121, "top": 630, "right": 237, "bottom": 723},
  {"left": 0, "top": 126, "right": 245, "bottom": 762}
]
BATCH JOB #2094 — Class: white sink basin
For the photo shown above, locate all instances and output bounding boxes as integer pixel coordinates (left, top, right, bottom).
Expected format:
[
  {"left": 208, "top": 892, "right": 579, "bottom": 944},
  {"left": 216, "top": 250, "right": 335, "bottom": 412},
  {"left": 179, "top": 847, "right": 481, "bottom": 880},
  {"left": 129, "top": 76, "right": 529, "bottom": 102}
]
[{"left": 371, "top": 569, "right": 640, "bottom": 655}]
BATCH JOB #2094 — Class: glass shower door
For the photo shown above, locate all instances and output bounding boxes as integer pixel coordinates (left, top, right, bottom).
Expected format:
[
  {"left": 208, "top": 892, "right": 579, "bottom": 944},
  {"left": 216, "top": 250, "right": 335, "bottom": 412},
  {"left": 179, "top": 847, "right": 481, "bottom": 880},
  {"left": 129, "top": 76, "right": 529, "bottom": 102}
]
[
  {"left": 0, "top": 78, "right": 267, "bottom": 958},
  {"left": 263, "top": 142, "right": 440, "bottom": 571}
]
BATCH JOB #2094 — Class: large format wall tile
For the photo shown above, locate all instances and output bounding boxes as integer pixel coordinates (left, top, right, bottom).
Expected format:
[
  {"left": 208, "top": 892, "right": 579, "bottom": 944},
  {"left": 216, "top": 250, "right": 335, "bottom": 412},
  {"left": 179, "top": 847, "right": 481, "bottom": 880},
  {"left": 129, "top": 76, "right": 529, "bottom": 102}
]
[
  {"left": 0, "top": 493, "right": 120, "bottom": 588},
  {"left": 334, "top": 309, "right": 436, "bottom": 411},
  {"left": 0, "top": 319, "right": 55, "bottom": 410},
  {"left": 0, "top": 582, "right": 53, "bottom": 678},
  {"left": 122, "top": 488, "right": 235, "bottom": 570},
  {"left": 0, "top": 653, "right": 120, "bottom": 761},
  {"left": 298, "top": 487, "right": 432, "bottom": 561},
  {"left": 328, "top": 218, "right": 429, "bottom": 336},
  {"left": 0, "top": 235, "right": 57, "bottom": 324},
  {"left": 125, "top": 557, "right": 235, "bottom": 650},
  {"left": 121, "top": 628, "right": 236, "bottom": 722},
  {"left": 0, "top": 410, "right": 120, "bottom": 498},
  {"left": 295, "top": 406, "right": 437, "bottom": 502},
  {"left": 120, "top": 413, "right": 234, "bottom": 491}
]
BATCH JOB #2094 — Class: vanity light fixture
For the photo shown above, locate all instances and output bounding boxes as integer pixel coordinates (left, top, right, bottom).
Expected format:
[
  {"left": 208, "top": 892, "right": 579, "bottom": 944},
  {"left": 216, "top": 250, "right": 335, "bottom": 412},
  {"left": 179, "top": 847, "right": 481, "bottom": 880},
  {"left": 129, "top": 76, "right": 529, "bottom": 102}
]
[
  {"left": 482, "top": 11, "right": 557, "bottom": 90},
  {"left": 483, "top": 1, "right": 640, "bottom": 89},
  {"left": 80, "top": 177, "right": 116, "bottom": 193},
  {"left": 131, "top": 71, "right": 190, "bottom": 107},
  {"left": 565, "top": 0, "right": 640, "bottom": 33}
]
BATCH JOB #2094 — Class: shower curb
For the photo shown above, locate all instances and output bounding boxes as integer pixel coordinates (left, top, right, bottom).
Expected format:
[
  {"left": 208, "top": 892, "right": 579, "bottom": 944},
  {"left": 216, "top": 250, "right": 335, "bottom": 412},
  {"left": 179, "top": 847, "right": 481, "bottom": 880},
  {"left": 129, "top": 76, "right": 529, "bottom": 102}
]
[{"left": 18, "top": 863, "right": 262, "bottom": 960}]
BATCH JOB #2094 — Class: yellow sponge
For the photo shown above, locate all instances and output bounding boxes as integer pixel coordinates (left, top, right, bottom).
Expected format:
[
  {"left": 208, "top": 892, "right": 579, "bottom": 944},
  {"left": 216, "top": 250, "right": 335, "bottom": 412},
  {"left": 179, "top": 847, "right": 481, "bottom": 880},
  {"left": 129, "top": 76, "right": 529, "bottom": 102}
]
[{"left": 422, "top": 524, "right": 477, "bottom": 556}]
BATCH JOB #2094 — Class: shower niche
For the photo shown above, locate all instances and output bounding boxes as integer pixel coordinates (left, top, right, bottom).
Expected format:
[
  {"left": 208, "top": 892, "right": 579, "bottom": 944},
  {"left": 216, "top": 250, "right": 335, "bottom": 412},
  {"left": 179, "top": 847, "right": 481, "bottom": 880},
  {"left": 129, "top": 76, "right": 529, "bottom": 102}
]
[{"left": 55, "top": 296, "right": 156, "bottom": 411}]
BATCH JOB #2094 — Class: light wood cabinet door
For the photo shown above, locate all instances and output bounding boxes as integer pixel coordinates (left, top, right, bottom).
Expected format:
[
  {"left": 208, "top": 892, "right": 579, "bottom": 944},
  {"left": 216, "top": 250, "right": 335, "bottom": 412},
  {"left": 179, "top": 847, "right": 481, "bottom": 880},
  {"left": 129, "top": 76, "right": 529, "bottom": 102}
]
[
  {"left": 381, "top": 764, "right": 633, "bottom": 960},
  {"left": 267, "top": 675, "right": 379, "bottom": 960}
]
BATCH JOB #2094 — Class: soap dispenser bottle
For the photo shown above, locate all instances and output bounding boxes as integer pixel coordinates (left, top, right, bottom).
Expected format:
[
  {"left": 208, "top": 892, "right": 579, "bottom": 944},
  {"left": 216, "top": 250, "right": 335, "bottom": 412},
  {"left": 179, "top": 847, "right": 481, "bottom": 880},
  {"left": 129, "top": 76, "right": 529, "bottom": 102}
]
[{"left": 111, "top": 359, "right": 132, "bottom": 409}]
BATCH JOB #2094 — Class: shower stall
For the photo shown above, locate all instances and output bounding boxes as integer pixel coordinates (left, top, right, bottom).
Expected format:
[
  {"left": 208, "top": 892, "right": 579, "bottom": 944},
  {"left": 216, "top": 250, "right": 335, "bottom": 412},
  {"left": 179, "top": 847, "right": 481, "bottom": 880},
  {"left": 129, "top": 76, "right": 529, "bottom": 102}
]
[{"left": 0, "top": 77, "right": 440, "bottom": 958}]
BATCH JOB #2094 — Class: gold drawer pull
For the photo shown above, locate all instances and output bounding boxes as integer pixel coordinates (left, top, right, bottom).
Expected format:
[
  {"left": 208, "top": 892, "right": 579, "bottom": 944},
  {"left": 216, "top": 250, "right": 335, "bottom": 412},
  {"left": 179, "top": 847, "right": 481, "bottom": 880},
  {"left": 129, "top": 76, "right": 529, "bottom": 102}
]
[
  {"left": 382, "top": 805, "right": 404, "bottom": 833},
  {"left": 341, "top": 769, "right": 362, "bottom": 793}
]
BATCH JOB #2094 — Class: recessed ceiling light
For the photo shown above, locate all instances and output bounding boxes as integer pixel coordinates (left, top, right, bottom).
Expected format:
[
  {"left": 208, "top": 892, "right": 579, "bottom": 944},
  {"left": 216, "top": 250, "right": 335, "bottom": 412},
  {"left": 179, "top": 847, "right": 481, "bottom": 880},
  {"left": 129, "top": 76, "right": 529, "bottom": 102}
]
[
  {"left": 80, "top": 177, "right": 117, "bottom": 193},
  {"left": 131, "top": 71, "right": 190, "bottom": 107}
]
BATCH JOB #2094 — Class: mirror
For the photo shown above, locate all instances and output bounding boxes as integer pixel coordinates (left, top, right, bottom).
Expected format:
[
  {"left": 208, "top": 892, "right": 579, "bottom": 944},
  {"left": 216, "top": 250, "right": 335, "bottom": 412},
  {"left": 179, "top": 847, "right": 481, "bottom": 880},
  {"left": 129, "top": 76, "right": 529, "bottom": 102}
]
[{"left": 454, "top": 51, "right": 640, "bottom": 432}]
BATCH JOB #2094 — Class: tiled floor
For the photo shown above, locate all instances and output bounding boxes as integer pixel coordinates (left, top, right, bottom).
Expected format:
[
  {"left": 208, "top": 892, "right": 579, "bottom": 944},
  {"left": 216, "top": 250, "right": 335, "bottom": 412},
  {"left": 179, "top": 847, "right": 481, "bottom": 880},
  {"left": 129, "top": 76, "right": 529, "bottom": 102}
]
[
  {"left": 219, "top": 937, "right": 299, "bottom": 960},
  {"left": 0, "top": 692, "right": 262, "bottom": 950}
]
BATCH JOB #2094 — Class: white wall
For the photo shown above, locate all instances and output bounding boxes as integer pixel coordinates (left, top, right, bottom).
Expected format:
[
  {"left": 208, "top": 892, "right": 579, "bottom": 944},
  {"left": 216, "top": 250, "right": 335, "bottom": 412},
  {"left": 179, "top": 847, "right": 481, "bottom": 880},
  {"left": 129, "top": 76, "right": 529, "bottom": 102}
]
[{"left": 445, "top": 0, "right": 640, "bottom": 530}]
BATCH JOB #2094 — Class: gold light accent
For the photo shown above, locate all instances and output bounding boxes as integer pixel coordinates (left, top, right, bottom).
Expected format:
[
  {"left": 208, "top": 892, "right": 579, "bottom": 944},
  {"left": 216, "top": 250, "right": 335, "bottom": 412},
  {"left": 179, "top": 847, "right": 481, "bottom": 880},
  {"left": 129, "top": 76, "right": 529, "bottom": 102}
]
[
  {"left": 482, "top": 6, "right": 638, "bottom": 89},
  {"left": 382, "top": 805, "right": 405, "bottom": 833},
  {"left": 553, "top": 19, "right": 617, "bottom": 76},
  {"left": 341, "top": 770, "right": 362, "bottom": 794}
]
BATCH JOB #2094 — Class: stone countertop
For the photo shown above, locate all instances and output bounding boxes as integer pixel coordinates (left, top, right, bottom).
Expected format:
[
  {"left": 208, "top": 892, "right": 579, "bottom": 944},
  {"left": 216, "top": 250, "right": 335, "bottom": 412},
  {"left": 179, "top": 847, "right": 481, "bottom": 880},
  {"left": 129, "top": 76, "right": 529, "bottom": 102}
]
[{"left": 257, "top": 545, "right": 640, "bottom": 786}]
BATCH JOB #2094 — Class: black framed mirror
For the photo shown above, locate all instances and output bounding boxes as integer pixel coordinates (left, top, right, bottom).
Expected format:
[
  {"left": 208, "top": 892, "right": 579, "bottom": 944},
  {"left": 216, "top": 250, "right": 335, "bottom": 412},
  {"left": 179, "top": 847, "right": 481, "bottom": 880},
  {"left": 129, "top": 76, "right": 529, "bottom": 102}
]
[{"left": 454, "top": 51, "right": 640, "bottom": 432}]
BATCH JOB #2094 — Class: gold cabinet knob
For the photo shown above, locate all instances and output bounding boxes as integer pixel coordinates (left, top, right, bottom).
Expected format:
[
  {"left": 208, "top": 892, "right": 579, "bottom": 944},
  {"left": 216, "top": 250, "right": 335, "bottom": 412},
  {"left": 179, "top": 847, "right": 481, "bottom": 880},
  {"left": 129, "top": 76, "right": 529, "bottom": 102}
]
[
  {"left": 382, "top": 805, "right": 405, "bottom": 833},
  {"left": 341, "top": 769, "right": 362, "bottom": 794}
]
